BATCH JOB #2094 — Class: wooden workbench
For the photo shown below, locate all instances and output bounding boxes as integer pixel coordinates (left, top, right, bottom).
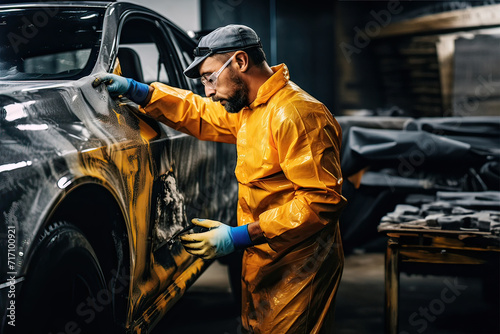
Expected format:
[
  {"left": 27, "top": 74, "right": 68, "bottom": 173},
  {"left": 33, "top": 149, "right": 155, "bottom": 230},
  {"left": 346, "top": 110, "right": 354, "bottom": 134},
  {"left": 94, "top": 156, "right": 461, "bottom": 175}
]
[{"left": 378, "top": 224, "right": 500, "bottom": 334}]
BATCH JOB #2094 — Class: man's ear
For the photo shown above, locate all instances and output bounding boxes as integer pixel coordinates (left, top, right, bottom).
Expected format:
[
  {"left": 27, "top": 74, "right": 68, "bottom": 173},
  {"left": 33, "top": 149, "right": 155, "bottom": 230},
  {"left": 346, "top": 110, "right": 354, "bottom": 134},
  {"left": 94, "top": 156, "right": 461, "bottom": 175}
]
[{"left": 234, "top": 51, "right": 249, "bottom": 73}]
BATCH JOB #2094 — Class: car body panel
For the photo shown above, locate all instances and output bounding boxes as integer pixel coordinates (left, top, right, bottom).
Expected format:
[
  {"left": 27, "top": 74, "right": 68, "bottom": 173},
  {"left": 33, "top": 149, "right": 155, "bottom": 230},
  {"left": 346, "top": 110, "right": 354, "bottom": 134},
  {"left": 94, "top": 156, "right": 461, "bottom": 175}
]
[{"left": 0, "top": 2, "right": 237, "bottom": 332}]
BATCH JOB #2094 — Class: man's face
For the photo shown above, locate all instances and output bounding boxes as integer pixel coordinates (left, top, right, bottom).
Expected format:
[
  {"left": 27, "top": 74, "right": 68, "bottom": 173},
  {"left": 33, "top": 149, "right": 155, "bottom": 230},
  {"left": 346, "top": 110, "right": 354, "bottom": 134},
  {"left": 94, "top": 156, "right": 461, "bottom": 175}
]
[{"left": 198, "top": 55, "right": 249, "bottom": 113}]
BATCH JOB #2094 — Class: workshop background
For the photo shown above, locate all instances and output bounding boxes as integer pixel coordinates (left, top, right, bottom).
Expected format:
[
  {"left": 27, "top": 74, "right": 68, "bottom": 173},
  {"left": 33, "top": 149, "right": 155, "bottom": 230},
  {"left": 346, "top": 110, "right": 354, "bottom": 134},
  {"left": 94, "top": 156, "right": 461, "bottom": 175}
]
[
  {"left": 114, "top": 0, "right": 500, "bottom": 333},
  {"left": 0, "top": 0, "right": 498, "bottom": 333}
]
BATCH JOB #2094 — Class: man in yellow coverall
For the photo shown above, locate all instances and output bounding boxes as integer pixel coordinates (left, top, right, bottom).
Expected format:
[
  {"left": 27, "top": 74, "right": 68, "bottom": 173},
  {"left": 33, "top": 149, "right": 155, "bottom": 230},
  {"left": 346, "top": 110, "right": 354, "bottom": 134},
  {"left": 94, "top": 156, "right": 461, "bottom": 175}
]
[{"left": 98, "top": 24, "right": 347, "bottom": 333}]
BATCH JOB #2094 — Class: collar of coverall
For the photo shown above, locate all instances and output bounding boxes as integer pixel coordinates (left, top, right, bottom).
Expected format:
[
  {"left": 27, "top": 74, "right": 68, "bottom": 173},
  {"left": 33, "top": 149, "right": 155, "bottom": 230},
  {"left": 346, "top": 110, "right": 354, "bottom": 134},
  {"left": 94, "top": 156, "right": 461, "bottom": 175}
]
[{"left": 249, "top": 63, "right": 290, "bottom": 109}]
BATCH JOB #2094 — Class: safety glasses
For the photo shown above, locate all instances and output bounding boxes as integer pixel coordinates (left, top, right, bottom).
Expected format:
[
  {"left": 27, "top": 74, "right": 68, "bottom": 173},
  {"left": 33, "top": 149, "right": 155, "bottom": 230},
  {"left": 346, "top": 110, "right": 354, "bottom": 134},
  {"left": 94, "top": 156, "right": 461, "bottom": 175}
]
[{"left": 200, "top": 54, "right": 235, "bottom": 90}]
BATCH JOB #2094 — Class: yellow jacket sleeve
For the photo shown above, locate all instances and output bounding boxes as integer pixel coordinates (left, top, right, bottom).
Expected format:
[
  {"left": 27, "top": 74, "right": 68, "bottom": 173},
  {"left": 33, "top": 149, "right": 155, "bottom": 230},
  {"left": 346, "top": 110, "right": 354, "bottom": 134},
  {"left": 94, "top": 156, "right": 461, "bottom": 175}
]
[
  {"left": 140, "top": 82, "right": 241, "bottom": 144},
  {"left": 258, "top": 102, "right": 347, "bottom": 252}
]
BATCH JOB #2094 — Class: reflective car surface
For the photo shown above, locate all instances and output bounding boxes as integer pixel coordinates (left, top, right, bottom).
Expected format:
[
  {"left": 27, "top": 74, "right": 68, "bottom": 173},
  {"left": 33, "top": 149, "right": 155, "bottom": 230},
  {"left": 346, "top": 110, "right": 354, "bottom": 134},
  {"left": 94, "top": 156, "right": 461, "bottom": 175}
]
[{"left": 0, "top": 2, "right": 237, "bottom": 333}]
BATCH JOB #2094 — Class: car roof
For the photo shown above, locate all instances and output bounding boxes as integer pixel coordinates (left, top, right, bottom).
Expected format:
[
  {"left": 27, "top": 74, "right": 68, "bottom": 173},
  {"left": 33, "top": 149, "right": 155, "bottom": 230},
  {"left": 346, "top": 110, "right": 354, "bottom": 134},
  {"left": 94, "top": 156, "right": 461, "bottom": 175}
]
[
  {"left": 0, "top": 2, "right": 179, "bottom": 25},
  {"left": 0, "top": 1, "right": 113, "bottom": 9},
  {"left": 0, "top": 1, "right": 188, "bottom": 25}
]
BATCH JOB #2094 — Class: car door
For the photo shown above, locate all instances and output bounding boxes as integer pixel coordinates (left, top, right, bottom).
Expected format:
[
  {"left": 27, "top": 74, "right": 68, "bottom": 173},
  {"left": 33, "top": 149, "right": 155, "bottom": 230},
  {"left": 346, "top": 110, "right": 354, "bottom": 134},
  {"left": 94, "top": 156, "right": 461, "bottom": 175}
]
[
  {"left": 110, "top": 11, "right": 229, "bottom": 326},
  {"left": 165, "top": 21, "right": 239, "bottom": 226}
]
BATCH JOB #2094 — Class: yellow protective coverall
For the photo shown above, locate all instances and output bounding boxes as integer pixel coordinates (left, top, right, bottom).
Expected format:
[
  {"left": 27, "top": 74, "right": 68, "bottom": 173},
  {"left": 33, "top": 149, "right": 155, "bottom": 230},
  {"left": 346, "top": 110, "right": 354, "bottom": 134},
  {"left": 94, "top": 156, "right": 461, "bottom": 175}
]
[{"left": 141, "top": 64, "right": 347, "bottom": 333}]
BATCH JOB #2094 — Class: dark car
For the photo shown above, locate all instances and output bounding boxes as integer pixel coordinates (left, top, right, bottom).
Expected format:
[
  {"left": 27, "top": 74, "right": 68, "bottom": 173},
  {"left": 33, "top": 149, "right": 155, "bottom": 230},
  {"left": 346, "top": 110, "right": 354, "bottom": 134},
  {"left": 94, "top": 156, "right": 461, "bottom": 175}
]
[{"left": 0, "top": 2, "right": 237, "bottom": 333}]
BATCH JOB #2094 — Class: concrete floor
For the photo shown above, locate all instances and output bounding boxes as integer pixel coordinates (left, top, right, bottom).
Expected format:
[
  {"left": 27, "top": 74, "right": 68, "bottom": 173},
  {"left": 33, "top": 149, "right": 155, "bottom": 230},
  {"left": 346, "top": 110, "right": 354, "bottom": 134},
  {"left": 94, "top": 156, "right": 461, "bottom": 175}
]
[{"left": 152, "top": 252, "right": 499, "bottom": 334}]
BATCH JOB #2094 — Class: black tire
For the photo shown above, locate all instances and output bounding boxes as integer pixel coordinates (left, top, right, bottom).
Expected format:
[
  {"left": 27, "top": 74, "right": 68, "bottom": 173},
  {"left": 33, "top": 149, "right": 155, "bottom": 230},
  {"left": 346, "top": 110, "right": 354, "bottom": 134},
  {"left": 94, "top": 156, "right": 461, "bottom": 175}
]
[{"left": 16, "top": 222, "right": 113, "bottom": 334}]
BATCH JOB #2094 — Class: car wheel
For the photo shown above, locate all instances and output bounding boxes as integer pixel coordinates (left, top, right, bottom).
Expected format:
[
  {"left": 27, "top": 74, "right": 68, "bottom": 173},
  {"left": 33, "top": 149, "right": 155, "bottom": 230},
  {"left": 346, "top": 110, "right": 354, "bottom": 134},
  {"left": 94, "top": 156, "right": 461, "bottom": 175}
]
[{"left": 17, "top": 221, "right": 113, "bottom": 334}]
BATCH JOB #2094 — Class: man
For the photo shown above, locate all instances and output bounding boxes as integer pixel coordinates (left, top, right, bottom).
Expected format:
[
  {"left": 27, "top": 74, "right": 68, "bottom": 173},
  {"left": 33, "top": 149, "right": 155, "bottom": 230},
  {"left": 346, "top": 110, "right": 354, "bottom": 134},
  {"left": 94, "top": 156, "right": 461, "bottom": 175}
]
[{"left": 97, "top": 24, "right": 347, "bottom": 334}]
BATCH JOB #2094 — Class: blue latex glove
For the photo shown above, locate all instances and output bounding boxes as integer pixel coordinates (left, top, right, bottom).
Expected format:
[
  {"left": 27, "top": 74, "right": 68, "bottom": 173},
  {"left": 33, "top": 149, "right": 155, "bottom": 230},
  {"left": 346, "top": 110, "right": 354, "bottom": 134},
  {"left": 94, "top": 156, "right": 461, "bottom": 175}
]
[
  {"left": 93, "top": 74, "right": 150, "bottom": 105},
  {"left": 180, "top": 219, "right": 253, "bottom": 260}
]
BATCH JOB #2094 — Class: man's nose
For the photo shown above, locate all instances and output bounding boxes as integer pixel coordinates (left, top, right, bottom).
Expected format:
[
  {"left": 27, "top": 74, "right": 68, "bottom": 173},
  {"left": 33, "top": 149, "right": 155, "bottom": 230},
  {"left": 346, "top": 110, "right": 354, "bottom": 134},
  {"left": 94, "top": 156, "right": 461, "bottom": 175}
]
[{"left": 205, "top": 85, "right": 216, "bottom": 97}]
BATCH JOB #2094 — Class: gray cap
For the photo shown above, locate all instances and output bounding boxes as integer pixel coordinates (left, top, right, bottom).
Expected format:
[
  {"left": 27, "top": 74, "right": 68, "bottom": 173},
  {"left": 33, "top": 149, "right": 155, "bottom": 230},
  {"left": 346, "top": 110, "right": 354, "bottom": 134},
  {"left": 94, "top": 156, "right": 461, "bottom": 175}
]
[{"left": 184, "top": 24, "right": 262, "bottom": 78}]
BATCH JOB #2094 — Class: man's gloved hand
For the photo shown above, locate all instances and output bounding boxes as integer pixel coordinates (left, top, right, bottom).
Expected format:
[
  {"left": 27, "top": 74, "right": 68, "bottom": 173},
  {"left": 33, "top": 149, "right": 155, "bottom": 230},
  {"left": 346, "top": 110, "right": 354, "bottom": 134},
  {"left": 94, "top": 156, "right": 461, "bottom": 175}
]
[
  {"left": 180, "top": 218, "right": 253, "bottom": 260},
  {"left": 93, "top": 73, "right": 150, "bottom": 105}
]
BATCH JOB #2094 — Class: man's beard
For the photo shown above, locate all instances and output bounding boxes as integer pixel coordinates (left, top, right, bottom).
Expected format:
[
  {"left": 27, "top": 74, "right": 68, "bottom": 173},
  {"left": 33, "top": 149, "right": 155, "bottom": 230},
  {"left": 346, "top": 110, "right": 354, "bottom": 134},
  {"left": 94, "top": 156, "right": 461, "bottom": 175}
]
[{"left": 223, "top": 74, "right": 250, "bottom": 113}]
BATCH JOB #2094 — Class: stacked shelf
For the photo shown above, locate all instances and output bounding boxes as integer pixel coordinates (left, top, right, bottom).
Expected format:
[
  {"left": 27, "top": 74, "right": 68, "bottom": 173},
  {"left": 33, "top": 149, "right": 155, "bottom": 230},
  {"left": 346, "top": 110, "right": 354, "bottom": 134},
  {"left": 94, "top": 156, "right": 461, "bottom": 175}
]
[{"left": 373, "top": 4, "right": 500, "bottom": 117}]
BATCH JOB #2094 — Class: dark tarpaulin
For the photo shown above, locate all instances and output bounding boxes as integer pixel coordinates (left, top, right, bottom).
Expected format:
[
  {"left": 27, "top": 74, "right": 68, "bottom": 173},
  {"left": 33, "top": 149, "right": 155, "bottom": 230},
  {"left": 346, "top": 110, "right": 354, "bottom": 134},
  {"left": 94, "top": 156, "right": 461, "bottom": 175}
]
[
  {"left": 342, "top": 126, "right": 478, "bottom": 177},
  {"left": 405, "top": 117, "right": 500, "bottom": 150},
  {"left": 337, "top": 116, "right": 500, "bottom": 253}
]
